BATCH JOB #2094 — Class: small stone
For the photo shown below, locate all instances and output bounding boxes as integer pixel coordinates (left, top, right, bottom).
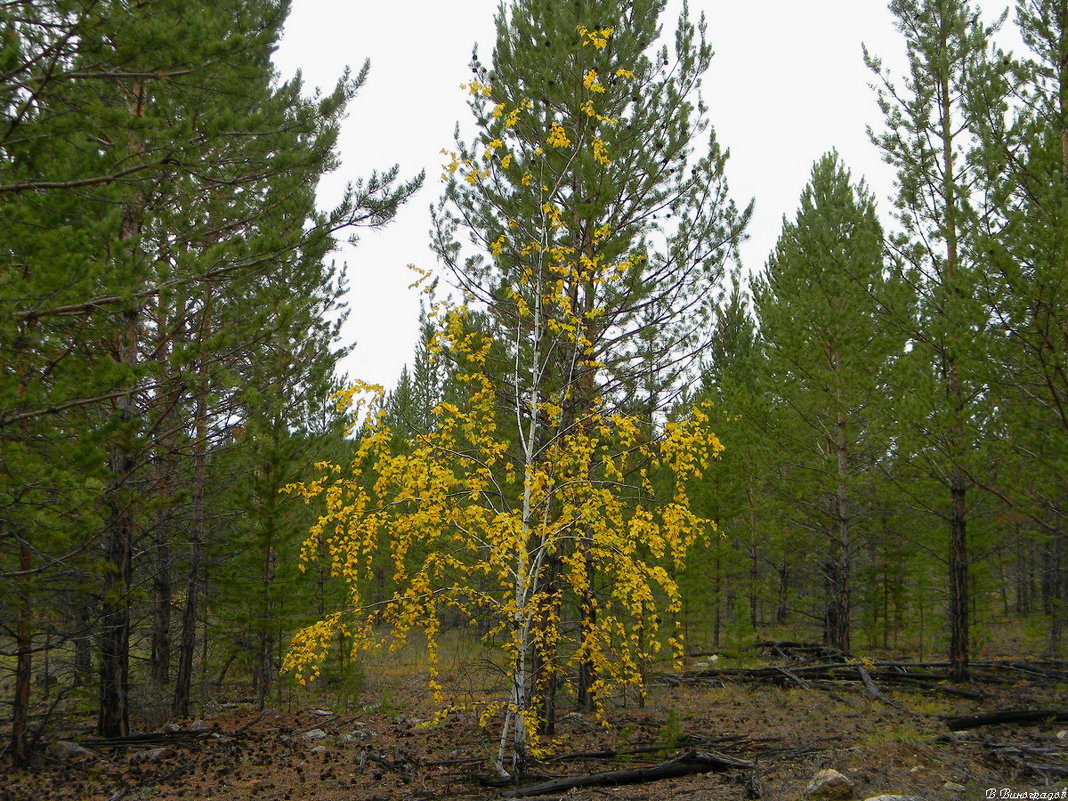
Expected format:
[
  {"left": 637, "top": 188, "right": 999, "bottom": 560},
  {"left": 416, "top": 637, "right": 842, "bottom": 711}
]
[
  {"left": 51, "top": 740, "right": 94, "bottom": 760},
  {"left": 1056, "top": 729, "right": 1068, "bottom": 740},
  {"left": 804, "top": 768, "right": 855, "bottom": 800},
  {"left": 130, "top": 747, "right": 172, "bottom": 763},
  {"left": 302, "top": 728, "right": 328, "bottom": 741},
  {"left": 310, "top": 745, "right": 329, "bottom": 755},
  {"left": 162, "top": 723, "right": 181, "bottom": 733},
  {"left": 339, "top": 729, "right": 374, "bottom": 742},
  {"left": 189, "top": 718, "right": 208, "bottom": 731},
  {"left": 943, "top": 782, "right": 967, "bottom": 793},
  {"left": 311, "top": 708, "right": 333, "bottom": 717}
]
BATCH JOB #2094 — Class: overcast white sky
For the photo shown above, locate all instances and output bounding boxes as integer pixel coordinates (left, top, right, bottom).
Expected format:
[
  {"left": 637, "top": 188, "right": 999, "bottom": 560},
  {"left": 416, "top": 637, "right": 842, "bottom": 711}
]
[{"left": 270, "top": 1, "right": 971, "bottom": 390}]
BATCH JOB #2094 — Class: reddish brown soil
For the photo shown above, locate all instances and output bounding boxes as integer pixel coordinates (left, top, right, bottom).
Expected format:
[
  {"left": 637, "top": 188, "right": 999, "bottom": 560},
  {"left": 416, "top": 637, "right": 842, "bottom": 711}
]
[{"left": 4, "top": 669, "right": 1066, "bottom": 800}]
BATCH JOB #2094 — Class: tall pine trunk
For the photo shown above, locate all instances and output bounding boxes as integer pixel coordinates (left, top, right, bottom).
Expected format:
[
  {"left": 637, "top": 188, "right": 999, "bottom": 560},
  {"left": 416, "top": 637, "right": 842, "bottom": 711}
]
[
  {"left": 11, "top": 324, "right": 35, "bottom": 762},
  {"left": 824, "top": 400, "right": 851, "bottom": 652},
  {"left": 12, "top": 536, "right": 33, "bottom": 762},
  {"left": 173, "top": 307, "right": 210, "bottom": 719},
  {"left": 150, "top": 521, "right": 172, "bottom": 691},
  {"left": 99, "top": 81, "right": 148, "bottom": 736},
  {"left": 941, "top": 62, "right": 970, "bottom": 682},
  {"left": 98, "top": 303, "right": 140, "bottom": 735}
]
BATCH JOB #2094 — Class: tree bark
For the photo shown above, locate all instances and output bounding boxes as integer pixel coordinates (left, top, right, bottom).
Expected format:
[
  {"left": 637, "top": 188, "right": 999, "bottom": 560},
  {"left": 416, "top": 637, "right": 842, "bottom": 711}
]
[
  {"left": 98, "top": 306, "right": 138, "bottom": 738},
  {"left": 940, "top": 55, "right": 969, "bottom": 684},
  {"left": 150, "top": 521, "right": 171, "bottom": 690},
  {"left": 948, "top": 470, "right": 969, "bottom": 682},
  {"left": 99, "top": 81, "right": 148, "bottom": 737},
  {"left": 946, "top": 709, "right": 1068, "bottom": 731},
  {"left": 12, "top": 537, "right": 33, "bottom": 763},
  {"left": 825, "top": 407, "right": 851, "bottom": 653},
  {"left": 173, "top": 315, "right": 210, "bottom": 719}
]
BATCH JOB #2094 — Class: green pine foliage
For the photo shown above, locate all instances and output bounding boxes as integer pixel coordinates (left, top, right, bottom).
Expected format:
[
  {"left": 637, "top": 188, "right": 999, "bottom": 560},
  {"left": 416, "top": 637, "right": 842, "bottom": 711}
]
[
  {"left": 752, "top": 152, "right": 907, "bottom": 651},
  {"left": 1, "top": 0, "right": 418, "bottom": 751},
  {"left": 2, "top": 0, "right": 1066, "bottom": 760}
]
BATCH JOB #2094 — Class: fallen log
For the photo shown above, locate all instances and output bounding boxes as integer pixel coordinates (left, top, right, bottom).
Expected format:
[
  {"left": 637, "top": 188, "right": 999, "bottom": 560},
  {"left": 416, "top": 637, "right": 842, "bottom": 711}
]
[
  {"left": 509, "top": 750, "right": 753, "bottom": 797},
  {"left": 856, "top": 664, "right": 906, "bottom": 711},
  {"left": 773, "top": 665, "right": 812, "bottom": 690},
  {"left": 945, "top": 709, "right": 1068, "bottom": 731},
  {"left": 78, "top": 729, "right": 217, "bottom": 749}
]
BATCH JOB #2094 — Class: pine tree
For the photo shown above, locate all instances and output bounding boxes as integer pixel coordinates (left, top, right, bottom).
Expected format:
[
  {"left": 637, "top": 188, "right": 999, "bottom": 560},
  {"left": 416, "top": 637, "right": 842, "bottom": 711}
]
[
  {"left": 865, "top": 0, "right": 1000, "bottom": 680},
  {"left": 971, "top": 0, "right": 1068, "bottom": 655},
  {"left": 752, "top": 152, "right": 906, "bottom": 651},
  {"left": 1, "top": 0, "right": 420, "bottom": 747},
  {"left": 685, "top": 275, "right": 765, "bottom": 645}
]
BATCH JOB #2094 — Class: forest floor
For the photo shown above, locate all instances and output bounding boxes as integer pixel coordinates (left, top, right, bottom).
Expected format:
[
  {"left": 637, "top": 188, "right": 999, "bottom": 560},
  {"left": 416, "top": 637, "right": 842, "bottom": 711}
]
[{"left": 4, "top": 641, "right": 1067, "bottom": 801}]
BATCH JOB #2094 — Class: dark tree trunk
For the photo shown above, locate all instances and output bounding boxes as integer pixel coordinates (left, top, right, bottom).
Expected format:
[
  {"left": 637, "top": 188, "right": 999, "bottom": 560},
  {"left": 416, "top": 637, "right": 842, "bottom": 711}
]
[
  {"left": 12, "top": 537, "right": 33, "bottom": 763},
  {"left": 531, "top": 553, "right": 560, "bottom": 734},
  {"left": 822, "top": 397, "right": 851, "bottom": 653},
  {"left": 713, "top": 551, "right": 722, "bottom": 646},
  {"left": 575, "top": 545, "right": 597, "bottom": 713},
  {"left": 74, "top": 600, "right": 93, "bottom": 684},
  {"left": 99, "top": 84, "right": 146, "bottom": 737},
  {"left": 151, "top": 523, "right": 171, "bottom": 690},
  {"left": 98, "top": 306, "right": 139, "bottom": 738},
  {"left": 823, "top": 551, "right": 850, "bottom": 653},
  {"left": 776, "top": 559, "right": 789, "bottom": 626},
  {"left": 948, "top": 472, "right": 969, "bottom": 682},
  {"left": 98, "top": 489, "right": 133, "bottom": 736},
  {"left": 254, "top": 537, "right": 276, "bottom": 711},
  {"left": 173, "top": 358, "right": 208, "bottom": 719},
  {"left": 1048, "top": 529, "right": 1065, "bottom": 658}
]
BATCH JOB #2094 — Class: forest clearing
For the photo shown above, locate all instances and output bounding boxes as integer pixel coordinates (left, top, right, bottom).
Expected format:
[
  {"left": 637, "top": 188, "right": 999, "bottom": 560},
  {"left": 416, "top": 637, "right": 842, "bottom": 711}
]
[
  {"left": 2, "top": 0, "right": 1067, "bottom": 797},
  {"left": 5, "top": 634, "right": 1067, "bottom": 800}
]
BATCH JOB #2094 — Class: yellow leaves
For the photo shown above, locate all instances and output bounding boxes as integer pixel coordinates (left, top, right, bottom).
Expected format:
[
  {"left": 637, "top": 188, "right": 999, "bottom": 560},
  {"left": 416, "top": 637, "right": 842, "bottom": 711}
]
[
  {"left": 592, "top": 137, "right": 610, "bottom": 166},
  {"left": 465, "top": 167, "right": 491, "bottom": 184},
  {"left": 490, "top": 234, "right": 506, "bottom": 257},
  {"left": 546, "top": 120, "right": 571, "bottom": 148},
  {"left": 442, "top": 150, "right": 461, "bottom": 175},
  {"left": 615, "top": 68, "right": 635, "bottom": 80},
  {"left": 583, "top": 69, "right": 605, "bottom": 93},
  {"left": 461, "top": 79, "right": 492, "bottom": 96},
  {"left": 500, "top": 153, "right": 513, "bottom": 169},
  {"left": 504, "top": 101, "right": 530, "bottom": 128},
  {"left": 542, "top": 201, "right": 563, "bottom": 229},
  {"left": 440, "top": 150, "right": 492, "bottom": 185},
  {"left": 406, "top": 263, "right": 433, "bottom": 290},
  {"left": 521, "top": 172, "right": 533, "bottom": 186},
  {"left": 577, "top": 24, "right": 613, "bottom": 49},
  {"left": 483, "top": 138, "right": 504, "bottom": 159},
  {"left": 580, "top": 98, "right": 617, "bottom": 125},
  {"left": 283, "top": 289, "right": 722, "bottom": 760}
]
